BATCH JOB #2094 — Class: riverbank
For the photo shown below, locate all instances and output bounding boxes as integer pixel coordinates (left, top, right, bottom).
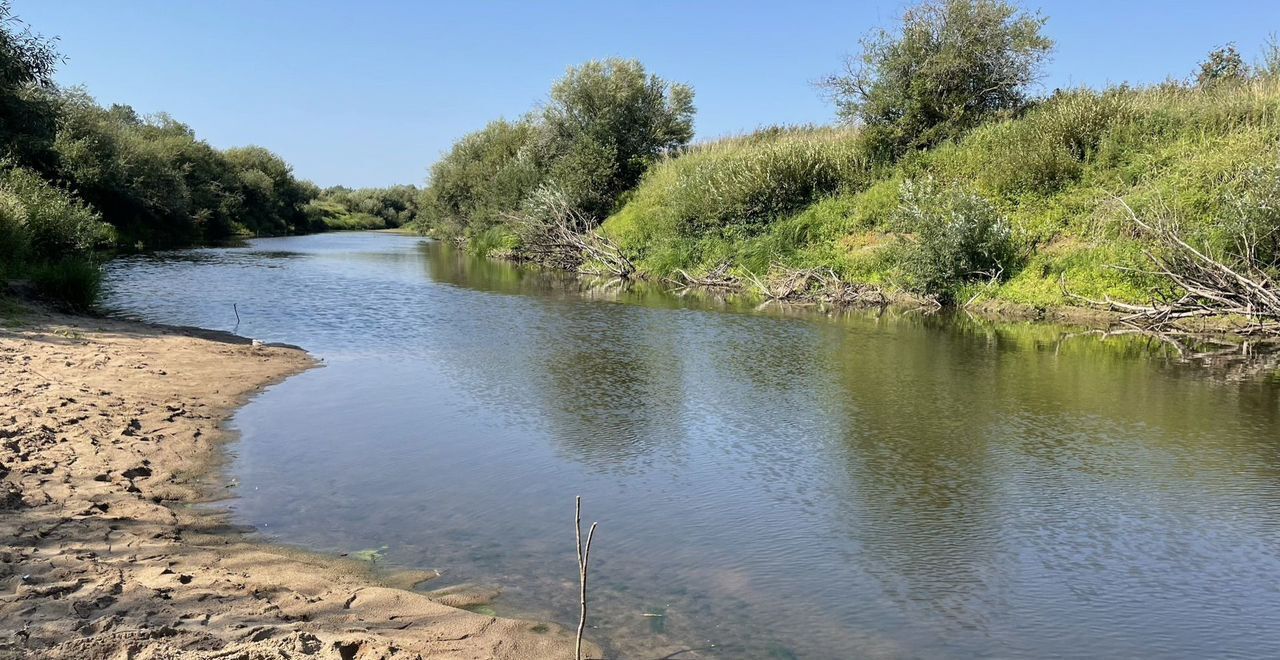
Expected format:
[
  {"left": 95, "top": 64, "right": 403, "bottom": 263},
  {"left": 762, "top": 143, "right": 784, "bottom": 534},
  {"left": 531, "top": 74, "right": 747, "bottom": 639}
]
[
  {"left": 0, "top": 304, "right": 588, "bottom": 659},
  {"left": 415, "top": 75, "right": 1280, "bottom": 331}
]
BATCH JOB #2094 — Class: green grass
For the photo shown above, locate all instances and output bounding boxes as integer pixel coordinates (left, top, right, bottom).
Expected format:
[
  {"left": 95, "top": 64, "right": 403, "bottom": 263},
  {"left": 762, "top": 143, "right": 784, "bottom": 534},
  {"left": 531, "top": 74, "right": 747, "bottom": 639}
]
[
  {"left": 29, "top": 259, "right": 103, "bottom": 312},
  {"left": 323, "top": 212, "right": 389, "bottom": 231},
  {"left": 0, "top": 294, "right": 25, "bottom": 327},
  {"left": 599, "top": 77, "right": 1280, "bottom": 307}
]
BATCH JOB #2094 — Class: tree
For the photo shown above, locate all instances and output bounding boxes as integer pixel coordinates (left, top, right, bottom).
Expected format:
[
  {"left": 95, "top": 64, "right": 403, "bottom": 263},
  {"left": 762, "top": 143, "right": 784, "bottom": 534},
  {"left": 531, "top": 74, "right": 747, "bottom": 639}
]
[
  {"left": 420, "top": 118, "right": 542, "bottom": 236},
  {"left": 1195, "top": 43, "right": 1248, "bottom": 87},
  {"left": 0, "top": 0, "right": 61, "bottom": 168},
  {"left": 541, "top": 58, "right": 695, "bottom": 221},
  {"left": 821, "top": 0, "right": 1053, "bottom": 161},
  {"left": 224, "top": 146, "right": 314, "bottom": 236}
]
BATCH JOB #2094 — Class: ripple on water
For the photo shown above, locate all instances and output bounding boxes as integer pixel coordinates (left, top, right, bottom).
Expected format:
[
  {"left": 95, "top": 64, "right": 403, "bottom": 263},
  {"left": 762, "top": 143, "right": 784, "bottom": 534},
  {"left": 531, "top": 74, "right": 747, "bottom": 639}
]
[{"left": 104, "top": 233, "right": 1280, "bottom": 659}]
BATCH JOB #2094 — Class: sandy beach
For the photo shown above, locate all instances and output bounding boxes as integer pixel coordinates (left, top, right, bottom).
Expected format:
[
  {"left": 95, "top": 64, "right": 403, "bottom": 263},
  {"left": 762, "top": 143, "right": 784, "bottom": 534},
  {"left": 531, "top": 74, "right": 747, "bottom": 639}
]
[{"left": 0, "top": 306, "right": 588, "bottom": 659}]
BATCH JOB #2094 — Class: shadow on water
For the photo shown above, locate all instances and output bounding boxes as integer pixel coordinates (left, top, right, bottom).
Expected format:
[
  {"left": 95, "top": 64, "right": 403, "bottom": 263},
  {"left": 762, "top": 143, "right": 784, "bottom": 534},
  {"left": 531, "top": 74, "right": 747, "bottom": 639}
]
[{"left": 102, "top": 232, "right": 1280, "bottom": 659}]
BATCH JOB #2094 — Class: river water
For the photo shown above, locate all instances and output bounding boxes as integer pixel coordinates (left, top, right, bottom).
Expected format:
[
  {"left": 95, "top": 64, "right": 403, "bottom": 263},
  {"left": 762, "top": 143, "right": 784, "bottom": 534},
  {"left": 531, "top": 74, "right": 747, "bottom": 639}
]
[{"left": 102, "top": 232, "right": 1280, "bottom": 659}]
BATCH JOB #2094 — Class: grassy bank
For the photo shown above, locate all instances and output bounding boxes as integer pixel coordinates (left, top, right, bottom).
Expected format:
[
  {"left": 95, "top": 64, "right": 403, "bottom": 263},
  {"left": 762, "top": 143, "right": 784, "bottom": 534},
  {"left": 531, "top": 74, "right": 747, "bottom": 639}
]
[
  {"left": 600, "top": 78, "right": 1280, "bottom": 309},
  {"left": 410, "top": 1, "right": 1280, "bottom": 329}
]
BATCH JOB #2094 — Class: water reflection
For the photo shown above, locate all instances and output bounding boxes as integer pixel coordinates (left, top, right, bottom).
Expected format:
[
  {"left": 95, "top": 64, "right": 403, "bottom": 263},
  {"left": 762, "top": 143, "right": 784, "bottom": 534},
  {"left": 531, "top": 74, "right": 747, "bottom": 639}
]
[{"left": 102, "top": 232, "right": 1280, "bottom": 659}]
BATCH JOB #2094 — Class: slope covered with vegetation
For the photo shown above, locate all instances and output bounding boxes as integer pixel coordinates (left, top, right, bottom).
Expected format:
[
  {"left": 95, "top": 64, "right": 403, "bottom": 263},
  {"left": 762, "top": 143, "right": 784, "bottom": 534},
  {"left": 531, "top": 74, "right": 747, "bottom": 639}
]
[
  {"left": 414, "top": 0, "right": 1280, "bottom": 327},
  {"left": 605, "top": 78, "right": 1280, "bottom": 309}
]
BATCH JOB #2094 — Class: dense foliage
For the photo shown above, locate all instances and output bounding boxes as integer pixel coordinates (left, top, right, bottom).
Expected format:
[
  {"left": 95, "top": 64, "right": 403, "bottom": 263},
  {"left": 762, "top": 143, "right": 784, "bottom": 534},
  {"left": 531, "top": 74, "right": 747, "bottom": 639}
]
[
  {"left": 309, "top": 185, "right": 422, "bottom": 230},
  {"left": 0, "top": 1, "right": 58, "bottom": 168},
  {"left": 49, "top": 92, "right": 318, "bottom": 246},
  {"left": 415, "top": 58, "right": 695, "bottom": 249},
  {"left": 0, "top": 1, "right": 424, "bottom": 308},
  {"left": 821, "top": 0, "right": 1053, "bottom": 161},
  {"left": 409, "top": 0, "right": 1279, "bottom": 312}
]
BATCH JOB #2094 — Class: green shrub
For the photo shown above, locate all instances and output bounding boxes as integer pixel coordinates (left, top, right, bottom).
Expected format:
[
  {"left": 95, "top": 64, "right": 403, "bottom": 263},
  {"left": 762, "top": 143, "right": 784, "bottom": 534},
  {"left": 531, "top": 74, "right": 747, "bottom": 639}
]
[
  {"left": 468, "top": 225, "right": 519, "bottom": 258},
  {"left": 325, "top": 212, "right": 386, "bottom": 231},
  {"left": 892, "top": 179, "right": 1018, "bottom": 298},
  {"left": 30, "top": 258, "right": 101, "bottom": 310},
  {"left": 0, "top": 165, "right": 113, "bottom": 265},
  {"left": 821, "top": 0, "right": 1053, "bottom": 160},
  {"left": 0, "top": 192, "right": 28, "bottom": 273}
]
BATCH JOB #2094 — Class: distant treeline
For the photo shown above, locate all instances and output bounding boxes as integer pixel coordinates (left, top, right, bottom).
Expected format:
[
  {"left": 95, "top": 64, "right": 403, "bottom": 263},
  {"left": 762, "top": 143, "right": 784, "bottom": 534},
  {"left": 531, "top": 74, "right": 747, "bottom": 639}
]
[
  {"left": 0, "top": 0, "right": 419, "bottom": 308},
  {"left": 411, "top": 0, "right": 1280, "bottom": 317}
]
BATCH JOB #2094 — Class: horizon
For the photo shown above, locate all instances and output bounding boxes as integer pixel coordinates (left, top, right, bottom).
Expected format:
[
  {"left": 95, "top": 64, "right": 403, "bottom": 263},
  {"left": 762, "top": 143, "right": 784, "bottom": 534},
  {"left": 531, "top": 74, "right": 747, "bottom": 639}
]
[{"left": 15, "top": 0, "right": 1280, "bottom": 188}]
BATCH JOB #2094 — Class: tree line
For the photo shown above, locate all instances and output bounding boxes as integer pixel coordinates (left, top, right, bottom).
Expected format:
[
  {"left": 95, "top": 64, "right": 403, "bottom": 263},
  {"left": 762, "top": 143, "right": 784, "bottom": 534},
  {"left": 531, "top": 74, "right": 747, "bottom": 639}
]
[{"left": 0, "top": 0, "right": 420, "bottom": 308}]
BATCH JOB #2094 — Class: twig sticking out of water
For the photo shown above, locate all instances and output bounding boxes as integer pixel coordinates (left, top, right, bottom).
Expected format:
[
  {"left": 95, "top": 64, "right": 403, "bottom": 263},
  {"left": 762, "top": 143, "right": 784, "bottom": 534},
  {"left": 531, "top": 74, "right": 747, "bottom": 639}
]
[
  {"left": 575, "top": 496, "right": 598, "bottom": 660},
  {"left": 233, "top": 303, "right": 240, "bottom": 327}
]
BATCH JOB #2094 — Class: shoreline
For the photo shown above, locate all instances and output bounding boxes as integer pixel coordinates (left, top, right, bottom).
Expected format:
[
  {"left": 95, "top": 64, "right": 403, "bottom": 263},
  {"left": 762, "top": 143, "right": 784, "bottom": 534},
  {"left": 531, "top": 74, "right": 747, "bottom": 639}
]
[
  {"left": 0, "top": 304, "right": 590, "bottom": 659},
  {"left": 410, "top": 230, "right": 1235, "bottom": 335}
]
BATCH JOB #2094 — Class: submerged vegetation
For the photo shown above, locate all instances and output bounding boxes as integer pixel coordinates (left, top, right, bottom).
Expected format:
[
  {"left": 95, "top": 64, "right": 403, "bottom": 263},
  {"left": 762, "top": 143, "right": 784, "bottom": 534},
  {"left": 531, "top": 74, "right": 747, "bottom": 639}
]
[
  {"left": 412, "top": 0, "right": 1280, "bottom": 331},
  {"left": 0, "top": 1, "right": 420, "bottom": 309}
]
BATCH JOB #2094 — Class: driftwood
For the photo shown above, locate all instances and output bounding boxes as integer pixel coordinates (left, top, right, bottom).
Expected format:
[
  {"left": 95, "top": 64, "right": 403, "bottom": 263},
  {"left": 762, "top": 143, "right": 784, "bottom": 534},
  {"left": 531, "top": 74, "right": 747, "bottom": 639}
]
[
  {"left": 1066, "top": 199, "right": 1280, "bottom": 335},
  {"left": 745, "top": 265, "right": 888, "bottom": 307},
  {"left": 509, "top": 191, "right": 635, "bottom": 278},
  {"left": 668, "top": 262, "right": 739, "bottom": 289}
]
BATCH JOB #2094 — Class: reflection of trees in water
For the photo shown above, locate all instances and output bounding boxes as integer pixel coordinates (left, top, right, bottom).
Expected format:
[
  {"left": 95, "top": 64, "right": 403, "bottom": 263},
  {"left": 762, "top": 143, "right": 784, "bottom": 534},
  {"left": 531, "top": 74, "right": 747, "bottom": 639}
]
[
  {"left": 531, "top": 305, "right": 689, "bottom": 471},
  {"left": 821, "top": 314, "right": 1005, "bottom": 641},
  {"left": 820, "top": 313, "right": 1280, "bottom": 643}
]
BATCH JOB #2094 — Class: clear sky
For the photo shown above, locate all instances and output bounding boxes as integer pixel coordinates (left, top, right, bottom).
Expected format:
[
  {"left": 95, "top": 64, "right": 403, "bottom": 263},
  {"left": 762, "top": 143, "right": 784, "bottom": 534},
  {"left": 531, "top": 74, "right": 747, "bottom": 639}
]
[{"left": 13, "top": 0, "right": 1280, "bottom": 188}]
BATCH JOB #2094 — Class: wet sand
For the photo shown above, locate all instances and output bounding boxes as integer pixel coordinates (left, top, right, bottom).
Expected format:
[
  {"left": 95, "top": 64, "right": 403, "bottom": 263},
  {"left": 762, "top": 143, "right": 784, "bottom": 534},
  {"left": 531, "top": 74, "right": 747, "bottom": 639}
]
[{"left": 0, "top": 306, "right": 590, "bottom": 659}]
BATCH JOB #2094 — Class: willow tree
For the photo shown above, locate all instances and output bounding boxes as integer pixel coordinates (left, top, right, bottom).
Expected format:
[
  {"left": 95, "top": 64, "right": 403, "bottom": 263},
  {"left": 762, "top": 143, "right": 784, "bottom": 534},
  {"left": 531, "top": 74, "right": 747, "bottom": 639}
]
[
  {"left": 822, "top": 0, "right": 1053, "bottom": 161},
  {"left": 0, "top": 0, "right": 60, "bottom": 168},
  {"left": 541, "top": 58, "right": 695, "bottom": 221}
]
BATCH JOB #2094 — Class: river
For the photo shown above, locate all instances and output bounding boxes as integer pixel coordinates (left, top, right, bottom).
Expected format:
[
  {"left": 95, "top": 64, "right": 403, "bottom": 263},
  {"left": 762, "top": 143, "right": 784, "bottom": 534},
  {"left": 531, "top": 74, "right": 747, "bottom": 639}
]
[{"left": 102, "top": 231, "right": 1280, "bottom": 659}]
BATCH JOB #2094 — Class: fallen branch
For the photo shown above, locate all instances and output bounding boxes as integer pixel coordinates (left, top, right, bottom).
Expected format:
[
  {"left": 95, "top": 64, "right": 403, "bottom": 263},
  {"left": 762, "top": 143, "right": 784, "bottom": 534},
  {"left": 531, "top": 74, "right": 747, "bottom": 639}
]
[
  {"left": 1064, "top": 198, "right": 1280, "bottom": 335},
  {"left": 508, "top": 189, "right": 635, "bottom": 278},
  {"left": 668, "top": 262, "right": 739, "bottom": 289},
  {"left": 747, "top": 264, "right": 888, "bottom": 307}
]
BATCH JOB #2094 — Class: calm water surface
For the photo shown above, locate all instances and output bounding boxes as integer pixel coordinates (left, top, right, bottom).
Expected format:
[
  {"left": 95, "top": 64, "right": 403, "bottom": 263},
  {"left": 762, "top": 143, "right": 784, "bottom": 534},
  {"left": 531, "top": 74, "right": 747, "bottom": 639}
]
[{"left": 103, "top": 232, "right": 1280, "bottom": 659}]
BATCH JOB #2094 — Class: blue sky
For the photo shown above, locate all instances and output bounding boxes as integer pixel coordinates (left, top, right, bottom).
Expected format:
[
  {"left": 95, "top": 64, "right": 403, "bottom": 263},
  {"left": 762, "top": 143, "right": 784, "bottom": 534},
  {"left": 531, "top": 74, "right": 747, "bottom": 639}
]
[{"left": 13, "top": 1, "right": 1280, "bottom": 188}]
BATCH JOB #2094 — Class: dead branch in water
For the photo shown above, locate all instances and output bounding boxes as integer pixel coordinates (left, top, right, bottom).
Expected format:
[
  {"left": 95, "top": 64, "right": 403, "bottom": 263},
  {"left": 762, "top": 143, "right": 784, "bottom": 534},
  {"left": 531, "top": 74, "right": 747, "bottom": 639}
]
[
  {"left": 509, "top": 189, "right": 635, "bottom": 278},
  {"left": 747, "top": 264, "right": 888, "bottom": 307},
  {"left": 667, "top": 262, "right": 740, "bottom": 290},
  {"left": 575, "top": 496, "right": 598, "bottom": 660},
  {"left": 1064, "top": 199, "right": 1280, "bottom": 335},
  {"left": 1059, "top": 327, "right": 1280, "bottom": 381}
]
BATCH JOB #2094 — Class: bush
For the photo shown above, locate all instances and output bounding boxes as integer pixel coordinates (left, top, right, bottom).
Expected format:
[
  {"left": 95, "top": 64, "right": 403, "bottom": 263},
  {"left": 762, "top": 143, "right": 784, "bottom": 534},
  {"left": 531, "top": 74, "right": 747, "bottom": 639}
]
[
  {"left": 418, "top": 118, "right": 542, "bottom": 240},
  {"left": 821, "top": 0, "right": 1053, "bottom": 160},
  {"left": 0, "top": 192, "right": 27, "bottom": 272},
  {"left": 893, "top": 179, "right": 1018, "bottom": 297},
  {"left": 1195, "top": 44, "right": 1249, "bottom": 88},
  {"left": 30, "top": 258, "right": 101, "bottom": 310},
  {"left": 541, "top": 58, "right": 695, "bottom": 220},
  {"left": 324, "top": 212, "right": 386, "bottom": 231},
  {"left": 1200, "top": 163, "right": 1280, "bottom": 274},
  {"left": 0, "top": 164, "right": 112, "bottom": 264}
]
